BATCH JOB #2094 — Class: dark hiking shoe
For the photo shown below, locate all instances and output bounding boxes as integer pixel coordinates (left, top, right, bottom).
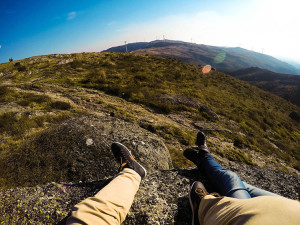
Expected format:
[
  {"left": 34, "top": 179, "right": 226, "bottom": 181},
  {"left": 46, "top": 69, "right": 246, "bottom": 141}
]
[
  {"left": 195, "top": 131, "right": 209, "bottom": 152},
  {"left": 189, "top": 181, "right": 209, "bottom": 225},
  {"left": 111, "top": 142, "right": 147, "bottom": 179},
  {"left": 183, "top": 148, "right": 202, "bottom": 167}
]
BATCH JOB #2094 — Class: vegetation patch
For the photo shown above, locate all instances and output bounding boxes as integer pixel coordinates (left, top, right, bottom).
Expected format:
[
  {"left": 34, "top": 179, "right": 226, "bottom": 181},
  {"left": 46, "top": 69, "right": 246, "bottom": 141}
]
[
  {"left": 215, "top": 148, "right": 255, "bottom": 165},
  {"left": 1, "top": 52, "right": 299, "bottom": 172},
  {"left": 0, "top": 86, "right": 18, "bottom": 102},
  {"left": 168, "top": 146, "right": 194, "bottom": 168},
  {"left": 0, "top": 86, "right": 72, "bottom": 111},
  {"left": 0, "top": 111, "right": 78, "bottom": 188},
  {"left": 17, "top": 93, "right": 52, "bottom": 108},
  {"left": 50, "top": 101, "right": 71, "bottom": 110},
  {"left": 105, "top": 104, "right": 137, "bottom": 122},
  {"left": 0, "top": 111, "right": 73, "bottom": 138},
  {"left": 140, "top": 122, "right": 196, "bottom": 145}
]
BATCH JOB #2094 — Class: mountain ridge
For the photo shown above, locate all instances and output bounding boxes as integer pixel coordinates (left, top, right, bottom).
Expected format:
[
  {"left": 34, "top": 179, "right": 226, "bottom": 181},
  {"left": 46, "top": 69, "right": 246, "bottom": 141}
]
[{"left": 103, "top": 40, "right": 300, "bottom": 75}]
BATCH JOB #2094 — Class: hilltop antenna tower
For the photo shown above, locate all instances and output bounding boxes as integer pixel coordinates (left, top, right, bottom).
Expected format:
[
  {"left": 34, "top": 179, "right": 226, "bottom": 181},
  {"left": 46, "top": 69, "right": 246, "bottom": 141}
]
[
  {"left": 124, "top": 41, "right": 128, "bottom": 53},
  {"left": 163, "top": 35, "right": 165, "bottom": 41}
]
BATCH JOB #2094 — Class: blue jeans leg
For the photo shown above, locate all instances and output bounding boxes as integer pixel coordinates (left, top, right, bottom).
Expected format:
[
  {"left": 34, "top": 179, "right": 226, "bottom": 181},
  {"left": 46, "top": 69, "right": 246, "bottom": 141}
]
[
  {"left": 202, "top": 152, "right": 251, "bottom": 199},
  {"left": 242, "top": 182, "right": 281, "bottom": 197}
]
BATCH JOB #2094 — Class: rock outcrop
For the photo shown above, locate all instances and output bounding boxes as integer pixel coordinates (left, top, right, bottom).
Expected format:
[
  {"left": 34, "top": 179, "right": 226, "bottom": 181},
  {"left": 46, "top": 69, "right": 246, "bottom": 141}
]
[
  {"left": 0, "top": 163, "right": 299, "bottom": 224},
  {"left": 1, "top": 115, "right": 172, "bottom": 188},
  {"left": 0, "top": 115, "right": 299, "bottom": 224}
]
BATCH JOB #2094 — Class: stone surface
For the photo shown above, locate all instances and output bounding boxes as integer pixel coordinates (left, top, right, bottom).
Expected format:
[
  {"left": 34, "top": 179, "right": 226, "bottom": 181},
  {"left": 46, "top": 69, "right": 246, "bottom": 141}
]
[
  {"left": 0, "top": 162, "right": 299, "bottom": 224},
  {"left": 2, "top": 115, "right": 172, "bottom": 187},
  {"left": 193, "top": 121, "right": 231, "bottom": 133},
  {"left": 0, "top": 115, "right": 299, "bottom": 224}
]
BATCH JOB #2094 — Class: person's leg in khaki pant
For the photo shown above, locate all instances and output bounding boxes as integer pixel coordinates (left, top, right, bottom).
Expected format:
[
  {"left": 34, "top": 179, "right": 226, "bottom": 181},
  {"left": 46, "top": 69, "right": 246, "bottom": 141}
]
[{"left": 67, "top": 142, "right": 147, "bottom": 225}]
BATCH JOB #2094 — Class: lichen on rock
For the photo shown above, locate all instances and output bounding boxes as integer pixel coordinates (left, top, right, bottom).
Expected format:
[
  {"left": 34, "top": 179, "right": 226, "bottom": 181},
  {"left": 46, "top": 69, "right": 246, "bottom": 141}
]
[
  {"left": 0, "top": 164, "right": 299, "bottom": 224},
  {"left": 1, "top": 114, "right": 172, "bottom": 188}
]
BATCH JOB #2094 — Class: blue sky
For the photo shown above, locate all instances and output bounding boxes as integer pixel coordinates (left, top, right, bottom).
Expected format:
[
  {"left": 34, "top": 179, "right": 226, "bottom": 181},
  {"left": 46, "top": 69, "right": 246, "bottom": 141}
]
[{"left": 1, "top": 0, "right": 300, "bottom": 63}]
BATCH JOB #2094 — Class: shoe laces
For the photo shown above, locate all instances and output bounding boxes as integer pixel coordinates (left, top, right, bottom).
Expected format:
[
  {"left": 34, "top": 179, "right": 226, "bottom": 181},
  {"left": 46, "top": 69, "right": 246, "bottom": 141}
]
[
  {"left": 118, "top": 150, "right": 136, "bottom": 171},
  {"left": 210, "top": 193, "right": 221, "bottom": 197},
  {"left": 119, "top": 162, "right": 128, "bottom": 171},
  {"left": 195, "top": 187, "right": 207, "bottom": 199}
]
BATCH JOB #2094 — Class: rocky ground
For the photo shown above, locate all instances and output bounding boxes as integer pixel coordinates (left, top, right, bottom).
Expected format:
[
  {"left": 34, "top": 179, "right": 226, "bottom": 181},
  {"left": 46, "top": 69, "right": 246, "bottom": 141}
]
[
  {"left": 0, "top": 114, "right": 299, "bottom": 224},
  {"left": 0, "top": 162, "right": 299, "bottom": 224},
  {"left": 0, "top": 75, "right": 299, "bottom": 224}
]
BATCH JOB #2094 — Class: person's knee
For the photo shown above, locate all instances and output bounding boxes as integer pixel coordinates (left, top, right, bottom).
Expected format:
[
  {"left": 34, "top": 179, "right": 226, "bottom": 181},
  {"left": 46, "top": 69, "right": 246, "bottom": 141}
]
[
  {"left": 214, "top": 169, "right": 238, "bottom": 180},
  {"left": 223, "top": 170, "right": 244, "bottom": 186},
  {"left": 222, "top": 171, "right": 247, "bottom": 192},
  {"left": 224, "top": 170, "right": 239, "bottom": 179}
]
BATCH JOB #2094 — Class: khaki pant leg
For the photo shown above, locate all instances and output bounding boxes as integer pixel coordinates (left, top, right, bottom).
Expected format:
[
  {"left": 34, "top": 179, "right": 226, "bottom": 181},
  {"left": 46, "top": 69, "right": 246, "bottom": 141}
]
[
  {"left": 198, "top": 195, "right": 300, "bottom": 225},
  {"left": 67, "top": 168, "right": 141, "bottom": 225}
]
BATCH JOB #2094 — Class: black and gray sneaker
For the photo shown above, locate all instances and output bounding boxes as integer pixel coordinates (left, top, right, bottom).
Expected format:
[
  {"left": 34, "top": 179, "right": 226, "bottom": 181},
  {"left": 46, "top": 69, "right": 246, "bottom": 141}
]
[
  {"left": 111, "top": 142, "right": 147, "bottom": 179},
  {"left": 189, "top": 181, "right": 208, "bottom": 225},
  {"left": 195, "top": 131, "right": 209, "bottom": 152}
]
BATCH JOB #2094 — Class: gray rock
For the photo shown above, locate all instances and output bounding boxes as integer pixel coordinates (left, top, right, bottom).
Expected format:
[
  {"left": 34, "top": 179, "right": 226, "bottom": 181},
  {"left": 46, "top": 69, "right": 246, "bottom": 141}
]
[
  {"left": 58, "top": 59, "right": 74, "bottom": 64},
  {"left": 160, "top": 95, "right": 200, "bottom": 108},
  {"left": 198, "top": 104, "right": 219, "bottom": 120},
  {"left": 2, "top": 115, "right": 172, "bottom": 187},
  {"left": 0, "top": 115, "right": 299, "bottom": 224},
  {"left": 193, "top": 121, "right": 232, "bottom": 133},
  {"left": 0, "top": 164, "right": 299, "bottom": 225}
]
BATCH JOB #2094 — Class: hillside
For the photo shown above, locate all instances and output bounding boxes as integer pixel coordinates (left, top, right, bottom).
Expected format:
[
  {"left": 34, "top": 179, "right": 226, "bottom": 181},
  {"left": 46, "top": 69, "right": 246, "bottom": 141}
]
[
  {"left": 0, "top": 52, "right": 300, "bottom": 223},
  {"left": 227, "top": 67, "right": 300, "bottom": 107},
  {"left": 103, "top": 40, "right": 300, "bottom": 75}
]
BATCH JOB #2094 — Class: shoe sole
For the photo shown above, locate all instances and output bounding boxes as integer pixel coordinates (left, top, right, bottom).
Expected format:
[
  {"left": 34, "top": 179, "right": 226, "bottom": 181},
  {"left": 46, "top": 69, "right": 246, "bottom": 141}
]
[
  {"left": 114, "top": 142, "right": 147, "bottom": 177},
  {"left": 189, "top": 181, "right": 197, "bottom": 225}
]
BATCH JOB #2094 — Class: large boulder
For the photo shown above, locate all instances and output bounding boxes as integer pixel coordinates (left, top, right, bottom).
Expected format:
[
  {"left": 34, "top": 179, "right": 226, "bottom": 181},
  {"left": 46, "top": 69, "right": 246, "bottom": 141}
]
[{"left": 1, "top": 115, "right": 172, "bottom": 187}]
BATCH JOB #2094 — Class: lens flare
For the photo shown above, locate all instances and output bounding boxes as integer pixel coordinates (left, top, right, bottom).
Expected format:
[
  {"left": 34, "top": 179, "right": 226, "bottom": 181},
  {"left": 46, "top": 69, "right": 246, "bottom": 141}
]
[
  {"left": 202, "top": 65, "right": 211, "bottom": 74},
  {"left": 214, "top": 52, "right": 226, "bottom": 64}
]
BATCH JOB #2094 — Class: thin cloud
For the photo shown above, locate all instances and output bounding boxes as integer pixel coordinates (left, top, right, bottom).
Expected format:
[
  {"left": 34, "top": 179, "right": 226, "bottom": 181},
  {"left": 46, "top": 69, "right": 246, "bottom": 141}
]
[
  {"left": 106, "top": 2, "right": 300, "bottom": 62},
  {"left": 67, "top": 11, "right": 77, "bottom": 20},
  {"left": 106, "top": 21, "right": 116, "bottom": 26}
]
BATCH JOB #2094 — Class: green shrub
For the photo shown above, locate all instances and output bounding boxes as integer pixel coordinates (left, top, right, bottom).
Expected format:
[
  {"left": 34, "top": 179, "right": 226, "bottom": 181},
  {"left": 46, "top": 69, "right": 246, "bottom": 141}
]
[
  {"left": 14, "top": 62, "right": 27, "bottom": 72},
  {"left": 168, "top": 146, "right": 193, "bottom": 168},
  {"left": 140, "top": 122, "right": 195, "bottom": 146},
  {"left": 0, "top": 86, "right": 18, "bottom": 102},
  {"left": 50, "top": 101, "right": 71, "bottom": 110},
  {"left": 0, "top": 111, "right": 73, "bottom": 138},
  {"left": 69, "top": 60, "right": 83, "bottom": 69},
  {"left": 233, "top": 136, "right": 249, "bottom": 148},
  {"left": 216, "top": 148, "right": 255, "bottom": 165},
  {"left": 104, "top": 104, "right": 136, "bottom": 122},
  {"left": 18, "top": 93, "right": 51, "bottom": 107}
]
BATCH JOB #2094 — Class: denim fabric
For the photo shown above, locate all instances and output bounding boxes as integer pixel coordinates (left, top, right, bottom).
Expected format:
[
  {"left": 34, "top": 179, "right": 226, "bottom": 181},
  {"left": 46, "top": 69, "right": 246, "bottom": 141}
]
[
  {"left": 243, "top": 182, "right": 281, "bottom": 197},
  {"left": 202, "top": 152, "right": 251, "bottom": 199},
  {"left": 202, "top": 152, "right": 280, "bottom": 199}
]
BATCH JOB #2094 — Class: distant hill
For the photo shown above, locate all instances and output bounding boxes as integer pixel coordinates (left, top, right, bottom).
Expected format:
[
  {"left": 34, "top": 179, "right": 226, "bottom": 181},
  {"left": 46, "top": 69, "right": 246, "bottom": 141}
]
[
  {"left": 103, "top": 40, "right": 300, "bottom": 75},
  {"left": 227, "top": 67, "right": 300, "bottom": 107}
]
